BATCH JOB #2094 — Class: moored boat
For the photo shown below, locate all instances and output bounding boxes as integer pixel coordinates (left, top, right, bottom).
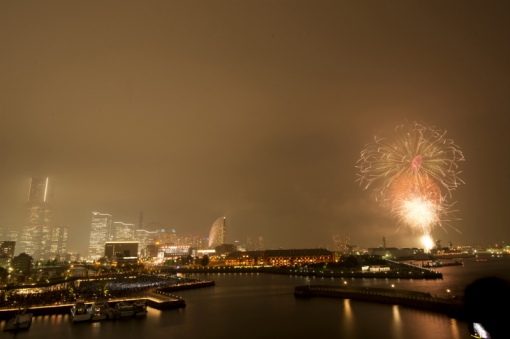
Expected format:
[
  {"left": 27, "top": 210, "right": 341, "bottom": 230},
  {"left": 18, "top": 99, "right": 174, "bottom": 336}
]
[
  {"left": 88, "top": 300, "right": 108, "bottom": 321},
  {"left": 133, "top": 300, "right": 148, "bottom": 317},
  {"left": 115, "top": 302, "right": 135, "bottom": 317},
  {"left": 70, "top": 299, "right": 92, "bottom": 322}
]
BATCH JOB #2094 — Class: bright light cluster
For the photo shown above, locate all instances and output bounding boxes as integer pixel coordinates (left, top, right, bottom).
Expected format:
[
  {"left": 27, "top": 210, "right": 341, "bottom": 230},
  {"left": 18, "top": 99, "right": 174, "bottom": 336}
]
[{"left": 357, "top": 122, "right": 464, "bottom": 239}]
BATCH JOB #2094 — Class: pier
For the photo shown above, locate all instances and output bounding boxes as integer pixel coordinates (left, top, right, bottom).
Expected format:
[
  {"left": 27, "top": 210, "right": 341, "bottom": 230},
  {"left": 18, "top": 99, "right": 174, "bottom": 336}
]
[{"left": 294, "top": 284, "right": 464, "bottom": 318}]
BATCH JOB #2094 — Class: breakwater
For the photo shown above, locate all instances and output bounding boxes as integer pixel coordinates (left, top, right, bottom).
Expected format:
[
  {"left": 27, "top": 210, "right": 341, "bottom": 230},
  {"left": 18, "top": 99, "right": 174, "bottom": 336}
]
[
  {"left": 176, "top": 262, "right": 442, "bottom": 280},
  {"left": 157, "top": 280, "right": 215, "bottom": 292},
  {"left": 294, "top": 284, "right": 464, "bottom": 318}
]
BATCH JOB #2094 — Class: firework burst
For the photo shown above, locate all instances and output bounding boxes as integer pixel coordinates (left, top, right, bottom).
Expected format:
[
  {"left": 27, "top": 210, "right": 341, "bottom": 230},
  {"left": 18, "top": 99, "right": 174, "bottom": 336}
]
[
  {"left": 357, "top": 122, "right": 464, "bottom": 199},
  {"left": 357, "top": 122, "right": 464, "bottom": 236}
]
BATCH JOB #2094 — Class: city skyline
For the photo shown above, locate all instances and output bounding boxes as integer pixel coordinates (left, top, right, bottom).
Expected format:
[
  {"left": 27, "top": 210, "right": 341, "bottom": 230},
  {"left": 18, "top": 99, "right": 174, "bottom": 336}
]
[{"left": 1, "top": 2, "right": 510, "bottom": 255}]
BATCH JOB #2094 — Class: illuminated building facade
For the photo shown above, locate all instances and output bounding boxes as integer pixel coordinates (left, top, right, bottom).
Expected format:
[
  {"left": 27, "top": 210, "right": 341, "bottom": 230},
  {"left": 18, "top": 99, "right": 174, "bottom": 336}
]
[
  {"left": 266, "top": 248, "right": 334, "bottom": 266},
  {"left": 88, "top": 212, "right": 113, "bottom": 260},
  {"left": 225, "top": 250, "right": 266, "bottom": 266},
  {"left": 208, "top": 216, "right": 226, "bottom": 248},
  {"left": 104, "top": 241, "right": 138, "bottom": 260},
  {"left": 225, "top": 249, "right": 334, "bottom": 266},
  {"left": 113, "top": 221, "right": 135, "bottom": 241},
  {"left": 158, "top": 245, "right": 191, "bottom": 259},
  {"left": 20, "top": 178, "right": 55, "bottom": 259}
]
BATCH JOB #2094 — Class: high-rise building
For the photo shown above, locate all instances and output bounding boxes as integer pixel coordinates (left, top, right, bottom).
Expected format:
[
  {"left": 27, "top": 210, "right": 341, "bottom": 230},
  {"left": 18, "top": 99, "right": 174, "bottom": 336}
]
[
  {"left": 208, "top": 216, "right": 226, "bottom": 248},
  {"left": 333, "top": 234, "right": 351, "bottom": 254},
  {"left": 0, "top": 241, "right": 16, "bottom": 258},
  {"left": 113, "top": 222, "right": 135, "bottom": 241},
  {"left": 257, "top": 236, "right": 265, "bottom": 251},
  {"left": 20, "top": 178, "right": 55, "bottom": 259},
  {"left": 49, "top": 225, "right": 68, "bottom": 259},
  {"left": 135, "top": 229, "right": 159, "bottom": 257},
  {"left": 88, "top": 212, "right": 112, "bottom": 260}
]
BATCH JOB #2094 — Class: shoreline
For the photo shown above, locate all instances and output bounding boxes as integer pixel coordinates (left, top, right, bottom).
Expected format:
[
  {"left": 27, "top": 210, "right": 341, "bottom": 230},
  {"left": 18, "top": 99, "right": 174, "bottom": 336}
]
[{"left": 0, "top": 280, "right": 214, "bottom": 320}]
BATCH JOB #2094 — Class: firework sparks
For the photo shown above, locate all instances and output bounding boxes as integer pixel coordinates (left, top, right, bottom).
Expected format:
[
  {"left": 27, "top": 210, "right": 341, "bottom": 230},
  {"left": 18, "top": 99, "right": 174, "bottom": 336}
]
[
  {"left": 357, "top": 122, "right": 464, "bottom": 198},
  {"left": 357, "top": 122, "right": 464, "bottom": 236}
]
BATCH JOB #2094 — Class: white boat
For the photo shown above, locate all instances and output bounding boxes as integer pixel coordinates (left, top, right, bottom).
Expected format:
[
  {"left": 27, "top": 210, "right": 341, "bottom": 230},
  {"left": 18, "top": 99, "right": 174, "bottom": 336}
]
[
  {"left": 4, "top": 309, "right": 33, "bottom": 331},
  {"left": 115, "top": 302, "right": 135, "bottom": 317},
  {"left": 88, "top": 301, "right": 108, "bottom": 321},
  {"left": 133, "top": 300, "right": 148, "bottom": 317},
  {"left": 70, "top": 300, "right": 92, "bottom": 322}
]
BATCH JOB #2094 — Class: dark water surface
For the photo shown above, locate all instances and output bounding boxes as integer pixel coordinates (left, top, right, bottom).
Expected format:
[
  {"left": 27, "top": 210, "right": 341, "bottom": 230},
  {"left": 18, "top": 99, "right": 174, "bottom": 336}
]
[{"left": 2, "top": 257, "right": 508, "bottom": 339}]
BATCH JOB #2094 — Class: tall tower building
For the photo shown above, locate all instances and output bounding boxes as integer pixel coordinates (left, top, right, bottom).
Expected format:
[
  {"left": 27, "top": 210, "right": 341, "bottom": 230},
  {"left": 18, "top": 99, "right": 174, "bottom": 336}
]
[
  {"left": 138, "top": 211, "right": 144, "bottom": 230},
  {"left": 88, "top": 212, "right": 112, "bottom": 260},
  {"left": 20, "top": 178, "right": 55, "bottom": 259}
]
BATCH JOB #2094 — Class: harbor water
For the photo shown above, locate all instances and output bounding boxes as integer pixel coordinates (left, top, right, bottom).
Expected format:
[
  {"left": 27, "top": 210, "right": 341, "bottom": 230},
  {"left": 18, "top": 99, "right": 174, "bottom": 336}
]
[{"left": 2, "top": 257, "right": 508, "bottom": 339}]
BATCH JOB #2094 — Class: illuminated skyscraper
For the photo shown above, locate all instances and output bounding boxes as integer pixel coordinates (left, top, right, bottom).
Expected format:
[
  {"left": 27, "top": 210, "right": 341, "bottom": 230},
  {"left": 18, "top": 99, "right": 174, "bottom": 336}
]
[
  {"left": 88, "top": 212, "right": 112, "bottom": 260},
  {"left": 49, "top": 225, "right": 68, "bottom": 259},
  {"left": 208, "top": 216, "right": 226, "bottom": 248},
  {"left": 113, "top": 221, "right": 135, "bottom": 241},
  {"left": 20, "top": 178, "right": 55, "bottom": 259}
]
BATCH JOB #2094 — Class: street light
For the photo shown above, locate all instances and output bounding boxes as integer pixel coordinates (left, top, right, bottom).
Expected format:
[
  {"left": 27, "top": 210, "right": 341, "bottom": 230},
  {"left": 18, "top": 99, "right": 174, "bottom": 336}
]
[
  {"left": 391, "top": 284, "right": 395, "bottom": 288},
  {"left": 447, "top": 289, "right": 451, "bottom": 298}
]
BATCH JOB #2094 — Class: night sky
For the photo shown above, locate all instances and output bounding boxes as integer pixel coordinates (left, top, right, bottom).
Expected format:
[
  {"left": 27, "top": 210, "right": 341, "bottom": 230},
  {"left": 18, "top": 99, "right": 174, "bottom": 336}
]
[{"left": 1, "top": 1, "right": 509, "bottom": 254}]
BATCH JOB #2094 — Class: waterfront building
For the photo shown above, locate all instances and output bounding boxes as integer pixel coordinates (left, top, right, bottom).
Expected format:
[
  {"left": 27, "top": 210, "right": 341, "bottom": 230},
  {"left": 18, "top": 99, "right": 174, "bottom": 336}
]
[
  {"left": 224, "top": 248, "right": 335, "bottom": 266},
  {"left": 208, "top": 216, "right": 226, "bottom": 248},
  {"left": 158, "top": 245, "right": 191, "bottom": 259},
  {"left": 19, "top": 178, "right": 55, "bottom": 259},
  {"left": 215, "top": 243, "right": 236, "bottom": 255},
  {"left": 264, "top": 248, "right": 334, "bottom": 266},
  {"left": 225, "top": 250, "right": 266, "bottom": 266},
  {"left": 113, "top": 221, "right": 135, "bottom": 241},
  {"left": 88, "top": 212, "right": 113, "bottom": 260},
  {"left": 104, "top": 241, "right": 139, "bottom": 260},
  {"left": 367, "top": 247, "right": 425, "bottom": 260}
]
